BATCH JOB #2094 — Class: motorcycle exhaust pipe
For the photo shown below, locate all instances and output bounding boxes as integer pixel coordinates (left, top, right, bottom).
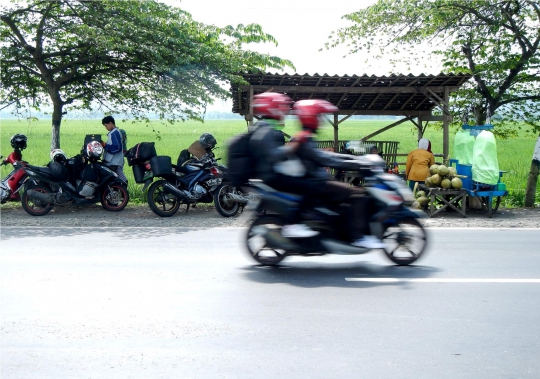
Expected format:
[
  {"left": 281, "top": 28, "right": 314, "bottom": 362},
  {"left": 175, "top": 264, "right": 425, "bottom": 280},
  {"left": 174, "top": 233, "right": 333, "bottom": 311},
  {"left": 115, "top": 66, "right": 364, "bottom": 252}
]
[
  {"left": 26, "top": 189, "right": 54, "bottom": 203},
  {"left": 162, "top": 183, "right": 191, "bottom": 201},
  {"left": 226, "top": 192, "right": 250, "bottom": 204}
]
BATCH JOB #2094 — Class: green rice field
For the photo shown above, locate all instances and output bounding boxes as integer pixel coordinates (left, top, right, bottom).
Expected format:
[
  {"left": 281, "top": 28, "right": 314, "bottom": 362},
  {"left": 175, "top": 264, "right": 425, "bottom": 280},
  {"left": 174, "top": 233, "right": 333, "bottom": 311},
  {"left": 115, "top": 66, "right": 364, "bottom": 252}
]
[{"left": 1, "top": 117, "right": 538, "bottom": 207}]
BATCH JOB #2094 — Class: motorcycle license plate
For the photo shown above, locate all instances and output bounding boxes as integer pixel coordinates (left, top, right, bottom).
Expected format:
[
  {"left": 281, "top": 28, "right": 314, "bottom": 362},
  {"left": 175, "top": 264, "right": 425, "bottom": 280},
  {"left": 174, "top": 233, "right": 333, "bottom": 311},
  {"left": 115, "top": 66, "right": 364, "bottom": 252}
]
[{"left": 206, "top": 178, "right": 221, "bottom": 186}]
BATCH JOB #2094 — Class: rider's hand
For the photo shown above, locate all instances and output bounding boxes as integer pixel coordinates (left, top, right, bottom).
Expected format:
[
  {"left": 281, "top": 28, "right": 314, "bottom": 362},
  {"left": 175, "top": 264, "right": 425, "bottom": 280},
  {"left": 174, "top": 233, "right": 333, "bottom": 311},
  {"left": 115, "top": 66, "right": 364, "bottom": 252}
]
[
  {"left": 292, "top": 130, "right": 313, "bottom": 144},
  {"left": 100, "top": 140, "right": 106, "bottom": 147}
]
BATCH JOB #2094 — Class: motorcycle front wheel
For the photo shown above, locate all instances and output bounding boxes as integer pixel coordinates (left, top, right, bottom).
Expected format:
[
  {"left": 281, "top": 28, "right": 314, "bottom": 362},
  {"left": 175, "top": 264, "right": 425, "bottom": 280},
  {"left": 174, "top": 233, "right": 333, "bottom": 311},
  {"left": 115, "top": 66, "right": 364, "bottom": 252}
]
[
  {"left": 21, "top": 183, "right": 53, "bottom": 216},
  {"left": 147, "top": 179, "right": 181, "bottom": 217},
  {"left": 245, "top": 215, "right": 288, "bottom": 266},
  {"left": 213, "top": 184, "right": 240, "bottom": 218},
  {"left": 382, "top": 217, "right": 427, "bottom": 265},
  {"left": 101, "top": 183, "right": 129, "bottom": 211}
]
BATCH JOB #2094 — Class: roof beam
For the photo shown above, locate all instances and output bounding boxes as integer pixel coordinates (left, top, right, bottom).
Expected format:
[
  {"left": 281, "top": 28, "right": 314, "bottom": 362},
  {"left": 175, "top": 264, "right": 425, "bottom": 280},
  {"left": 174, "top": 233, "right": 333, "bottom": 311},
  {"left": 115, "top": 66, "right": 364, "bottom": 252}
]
[{"left": 239, "top": 85, "right": 461, "bottom": 94}]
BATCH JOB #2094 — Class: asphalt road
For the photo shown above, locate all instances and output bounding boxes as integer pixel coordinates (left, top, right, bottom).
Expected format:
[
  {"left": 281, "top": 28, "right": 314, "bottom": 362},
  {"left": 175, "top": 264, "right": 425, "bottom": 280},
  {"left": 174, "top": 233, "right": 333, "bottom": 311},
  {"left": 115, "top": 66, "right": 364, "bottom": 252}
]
[{"left": 1, "top": 227, "right": 540, "bottom": 379}]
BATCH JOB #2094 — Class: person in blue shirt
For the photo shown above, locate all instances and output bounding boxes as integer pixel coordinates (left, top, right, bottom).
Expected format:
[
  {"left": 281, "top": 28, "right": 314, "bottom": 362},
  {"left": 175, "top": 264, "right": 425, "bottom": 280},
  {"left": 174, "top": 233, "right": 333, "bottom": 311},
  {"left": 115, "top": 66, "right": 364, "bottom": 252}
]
[{"left": 101, "top": 116, "right": 127, "bottom": 183}]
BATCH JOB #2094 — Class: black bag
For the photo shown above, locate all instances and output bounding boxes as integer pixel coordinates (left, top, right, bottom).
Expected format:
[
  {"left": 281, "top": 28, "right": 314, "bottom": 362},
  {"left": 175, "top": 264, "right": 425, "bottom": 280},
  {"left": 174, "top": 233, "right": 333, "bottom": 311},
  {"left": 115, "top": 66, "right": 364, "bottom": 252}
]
[
  {"left": 81, "top": 163, "right": 100, "bottom": 182},
  {"left": 177, "top": 149, "right": 192, "bottom": 167},
  {"left": 226, "top": 132, "right": 256, "bottom": 187},
  {"left": 125, "top": 142, "right": 157, "bottom": 166},
  {"left": 48, "top": 162, "right": 69, "bottom": 181}
]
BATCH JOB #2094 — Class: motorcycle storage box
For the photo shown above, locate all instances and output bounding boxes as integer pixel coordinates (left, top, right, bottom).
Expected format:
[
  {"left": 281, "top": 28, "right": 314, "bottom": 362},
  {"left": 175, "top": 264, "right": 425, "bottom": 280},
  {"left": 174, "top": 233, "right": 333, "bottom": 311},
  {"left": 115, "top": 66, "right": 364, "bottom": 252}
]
[
  {"left": 126, "top": 142, "right": 157, "bottom": 166},
  {"left": 132, "top": 164, "right": 146, "bottom": 183},
  {"left": 149, "top": 156, "right": 172, "bottom": 177},
  {"left": 84, "top": 134, "right": 101, "bottom": 146}
]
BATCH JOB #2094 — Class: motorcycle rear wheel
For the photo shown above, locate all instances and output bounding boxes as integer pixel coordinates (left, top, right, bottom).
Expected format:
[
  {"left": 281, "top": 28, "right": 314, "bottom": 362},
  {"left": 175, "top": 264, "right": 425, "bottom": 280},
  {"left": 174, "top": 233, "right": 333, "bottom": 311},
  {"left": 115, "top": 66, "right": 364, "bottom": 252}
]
[
  {"left": 147, "top": 179, "right": 181, "bottom": 217},
  {"left": 382, "top": 218, "right": 427, "bottom": 265},
  {"left": 101, "top": 183, "right": 129, "bottom": 211},
  {"left": 213, "top": 184, "right": 240, "bottom": 217},
  {"left": 21, "top": 184, "right": 53, "bottom": 216},
  {"left": 246, "top": 215, "right": 288, "bottom": 265}
]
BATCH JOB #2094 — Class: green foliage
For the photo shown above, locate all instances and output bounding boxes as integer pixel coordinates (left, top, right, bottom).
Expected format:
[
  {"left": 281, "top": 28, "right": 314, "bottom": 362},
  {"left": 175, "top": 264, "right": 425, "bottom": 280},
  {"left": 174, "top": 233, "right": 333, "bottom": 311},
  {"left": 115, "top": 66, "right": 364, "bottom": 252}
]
[
  {"left": 326, "top": 0, "right": 540, "bottom": 134},
  {"left": 0, "top": 0, "right": 294, "bottom": 147}
]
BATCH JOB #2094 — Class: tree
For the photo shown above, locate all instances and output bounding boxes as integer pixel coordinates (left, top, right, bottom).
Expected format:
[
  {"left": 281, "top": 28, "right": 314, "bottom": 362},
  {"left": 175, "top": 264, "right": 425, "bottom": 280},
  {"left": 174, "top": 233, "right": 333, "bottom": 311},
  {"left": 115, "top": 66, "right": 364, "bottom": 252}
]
[
  {"left": 327, "top": 0, "right": 540, "bottom": 206},
  {"left": 1, "top": 0, "right": 293, "bottom": 149}
]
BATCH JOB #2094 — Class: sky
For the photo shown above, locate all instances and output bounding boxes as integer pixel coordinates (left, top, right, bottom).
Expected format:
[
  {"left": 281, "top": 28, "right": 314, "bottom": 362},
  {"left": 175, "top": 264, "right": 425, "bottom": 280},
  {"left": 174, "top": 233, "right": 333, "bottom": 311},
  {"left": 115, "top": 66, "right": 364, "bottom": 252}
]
[{"left": 173, "top": 0, "right": 442, "bottom": 111}]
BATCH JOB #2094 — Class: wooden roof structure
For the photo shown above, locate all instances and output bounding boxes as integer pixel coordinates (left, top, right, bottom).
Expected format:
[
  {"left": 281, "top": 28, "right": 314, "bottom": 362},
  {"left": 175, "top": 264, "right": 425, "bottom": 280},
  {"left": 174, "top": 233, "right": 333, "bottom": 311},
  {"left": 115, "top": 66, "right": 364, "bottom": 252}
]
[{"left": 230, "top": 72, "right": 472, "bottom": 160}]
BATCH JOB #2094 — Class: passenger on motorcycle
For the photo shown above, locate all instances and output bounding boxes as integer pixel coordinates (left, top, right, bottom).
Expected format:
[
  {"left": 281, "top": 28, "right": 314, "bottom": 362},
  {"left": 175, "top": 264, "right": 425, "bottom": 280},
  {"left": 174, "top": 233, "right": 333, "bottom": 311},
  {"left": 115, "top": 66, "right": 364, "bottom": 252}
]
[{"left": 286, "top": 99, "right": 385, "bottom": 249}]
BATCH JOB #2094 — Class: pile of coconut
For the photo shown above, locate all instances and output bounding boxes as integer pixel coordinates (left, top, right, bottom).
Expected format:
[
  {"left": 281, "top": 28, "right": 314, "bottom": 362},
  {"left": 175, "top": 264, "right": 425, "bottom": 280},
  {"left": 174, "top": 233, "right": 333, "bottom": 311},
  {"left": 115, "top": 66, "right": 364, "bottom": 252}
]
[
  {"left": 425, "top": 164, "right": 465, "bottom": 190},
  {"left": 411, "top": 164, "right": 467, "bottom": 209}
]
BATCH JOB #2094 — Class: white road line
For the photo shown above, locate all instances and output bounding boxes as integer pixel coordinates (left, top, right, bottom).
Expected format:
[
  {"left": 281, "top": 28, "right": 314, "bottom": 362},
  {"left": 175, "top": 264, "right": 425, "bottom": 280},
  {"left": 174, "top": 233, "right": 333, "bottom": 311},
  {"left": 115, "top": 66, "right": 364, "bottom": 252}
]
[{"left": 345, "top": 278, "right": 540, "bottom": 283}]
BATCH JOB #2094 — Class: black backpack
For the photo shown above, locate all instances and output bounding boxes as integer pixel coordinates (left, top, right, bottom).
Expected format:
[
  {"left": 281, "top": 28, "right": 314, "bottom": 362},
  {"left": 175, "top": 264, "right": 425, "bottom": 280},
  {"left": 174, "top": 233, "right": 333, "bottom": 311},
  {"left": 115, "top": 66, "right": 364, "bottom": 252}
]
[{"left": 226, "top": 132, "right": 256, "bottom": 187}]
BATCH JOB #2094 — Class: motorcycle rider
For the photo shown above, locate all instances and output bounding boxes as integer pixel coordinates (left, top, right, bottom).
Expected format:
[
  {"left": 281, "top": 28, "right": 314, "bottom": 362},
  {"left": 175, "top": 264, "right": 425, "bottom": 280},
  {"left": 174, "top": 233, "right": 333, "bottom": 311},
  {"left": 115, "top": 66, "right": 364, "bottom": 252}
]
[
  {"left": 285, "top": 99, "right": 385, "bottom": 249},
  {"left": 249, "top": 92, "right": 321, "bottom": 238}
]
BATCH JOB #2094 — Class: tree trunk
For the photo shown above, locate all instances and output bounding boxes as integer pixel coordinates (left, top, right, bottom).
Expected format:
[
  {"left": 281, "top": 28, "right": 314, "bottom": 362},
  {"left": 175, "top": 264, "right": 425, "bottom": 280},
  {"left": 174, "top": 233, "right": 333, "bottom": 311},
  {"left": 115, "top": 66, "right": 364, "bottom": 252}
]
[
  {"left": 51, "top": 103, "right": 63, "bottom": 150},
  {"left": 524, "top": 134, "right": 540, "bottom": 207}
]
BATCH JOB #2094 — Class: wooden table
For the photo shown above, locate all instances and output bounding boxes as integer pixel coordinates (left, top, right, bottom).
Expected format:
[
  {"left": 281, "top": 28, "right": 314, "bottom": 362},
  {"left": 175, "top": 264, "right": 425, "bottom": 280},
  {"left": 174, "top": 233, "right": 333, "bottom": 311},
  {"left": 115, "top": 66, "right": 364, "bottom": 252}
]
[{"left": 427, "top": 188, "right": 468, "bottom": 218}]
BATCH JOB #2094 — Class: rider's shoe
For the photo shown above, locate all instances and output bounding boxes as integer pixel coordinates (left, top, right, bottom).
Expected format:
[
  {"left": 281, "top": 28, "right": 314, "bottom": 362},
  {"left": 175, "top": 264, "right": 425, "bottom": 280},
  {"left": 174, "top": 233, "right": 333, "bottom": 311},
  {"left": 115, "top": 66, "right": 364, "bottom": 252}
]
[
  {"left": 352, "top": 235, "right": 386, "bottom": 249},
  {"left": 281, "top": 224, "right": 319, "bottom": 238}
]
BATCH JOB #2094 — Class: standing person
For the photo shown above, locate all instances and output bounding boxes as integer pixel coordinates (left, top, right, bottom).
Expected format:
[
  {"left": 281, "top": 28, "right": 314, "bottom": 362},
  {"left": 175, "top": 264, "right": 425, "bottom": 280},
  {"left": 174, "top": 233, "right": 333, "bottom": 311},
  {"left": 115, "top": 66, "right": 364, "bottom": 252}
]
[
  {"left": 405, "top": 138, "right": 435, "bottom": 190},
  {"left": 101, "top": 116, "right": 128, "bottom": 184}
]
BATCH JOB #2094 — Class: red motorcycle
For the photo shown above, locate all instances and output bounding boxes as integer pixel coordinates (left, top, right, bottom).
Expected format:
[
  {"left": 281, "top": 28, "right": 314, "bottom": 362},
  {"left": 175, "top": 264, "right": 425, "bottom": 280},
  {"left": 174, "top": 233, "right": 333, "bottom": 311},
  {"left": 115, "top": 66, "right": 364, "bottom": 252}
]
[{"left": 0, "top": 134, "right": 29, "bottom": 204}]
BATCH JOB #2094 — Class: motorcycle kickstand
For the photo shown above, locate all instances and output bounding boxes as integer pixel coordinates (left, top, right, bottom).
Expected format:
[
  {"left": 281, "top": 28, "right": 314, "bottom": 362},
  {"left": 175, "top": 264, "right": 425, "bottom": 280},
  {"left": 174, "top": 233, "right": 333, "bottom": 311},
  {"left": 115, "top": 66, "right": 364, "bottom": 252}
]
[{"left": 185, "top": 203, "right": 191, "bottom": 213}]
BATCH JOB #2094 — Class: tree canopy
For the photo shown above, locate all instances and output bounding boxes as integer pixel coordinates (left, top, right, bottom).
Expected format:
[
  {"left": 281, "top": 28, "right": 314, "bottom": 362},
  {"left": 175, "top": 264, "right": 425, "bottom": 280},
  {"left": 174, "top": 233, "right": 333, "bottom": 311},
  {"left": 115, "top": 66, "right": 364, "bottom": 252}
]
[
  {"left": 326, "top": 0, "right": 540, "bottom": 136},
  {"left": 1, "top": 0, "right": 294, "bottom": 148}
]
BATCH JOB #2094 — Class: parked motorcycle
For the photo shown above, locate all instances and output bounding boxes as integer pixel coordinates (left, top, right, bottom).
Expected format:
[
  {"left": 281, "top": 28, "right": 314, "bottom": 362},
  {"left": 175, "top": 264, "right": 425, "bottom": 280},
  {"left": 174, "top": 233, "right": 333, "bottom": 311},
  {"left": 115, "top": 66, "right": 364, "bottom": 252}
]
[
  {"left": 0, "top": 134, "right": 29, "bottom": 204},
  {"left": 20, "top": 141, "right": 129, "bottom": 216},
  {"left": 244, "top": 155, "right": 428, "bottom": 266},
  {"left": 146, "top": 152, "right": 250, "bottom": 217}
]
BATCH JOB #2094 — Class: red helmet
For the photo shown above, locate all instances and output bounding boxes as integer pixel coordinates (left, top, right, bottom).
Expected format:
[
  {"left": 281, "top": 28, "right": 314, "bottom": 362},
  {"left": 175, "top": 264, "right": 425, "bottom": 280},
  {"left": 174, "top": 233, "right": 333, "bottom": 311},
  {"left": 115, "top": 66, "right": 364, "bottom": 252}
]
[
  {"left": 293, "top": 100, "right": 338, "bottom": 131},
  {"left": 251, "top": 92, "right": 292, "bottom": 121}
]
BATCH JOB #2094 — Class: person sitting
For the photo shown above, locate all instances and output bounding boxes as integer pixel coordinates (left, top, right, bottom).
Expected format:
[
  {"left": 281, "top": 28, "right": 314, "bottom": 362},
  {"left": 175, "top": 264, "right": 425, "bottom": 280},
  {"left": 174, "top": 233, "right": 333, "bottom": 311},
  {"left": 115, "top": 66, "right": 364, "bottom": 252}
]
[
  {"left": 405, "top": 138, "right": 435, "bottom": 190},
  {"left": 249, "top": 92, "right": 319, "bottom": 238}
]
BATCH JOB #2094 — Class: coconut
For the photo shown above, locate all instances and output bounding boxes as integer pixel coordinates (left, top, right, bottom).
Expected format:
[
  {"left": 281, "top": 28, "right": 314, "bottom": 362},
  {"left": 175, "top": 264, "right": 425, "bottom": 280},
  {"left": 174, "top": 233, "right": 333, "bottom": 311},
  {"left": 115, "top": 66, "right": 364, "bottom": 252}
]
[
  {"left": 411, "top": 200, "right": 420, "bottom": 209},
  {"left": 451, "top": 177, "right": 463, "bottom": 189},
  {"left": 416, "top": 190, "right": 426, "bottom": 199},
  {"left": 425, "top": 177, "right": 433, "bottom": 187},
  {"left": 417, "top": 196, "right": 430, "bottom": 206},
  {"left": 441, "top": 178, "right": 451, "bottom": 189},
  {"left": 448, "top": 167, "right": 457, "bottom": 177},
  {"left": 431, "top": 174, "right": 442, "bottom": 186},
  {"left": 429, "top": 164, "right": 440, "bottom": 175},
  {"left": 438, "top": 165, "right": 449, "bottom": 176}
]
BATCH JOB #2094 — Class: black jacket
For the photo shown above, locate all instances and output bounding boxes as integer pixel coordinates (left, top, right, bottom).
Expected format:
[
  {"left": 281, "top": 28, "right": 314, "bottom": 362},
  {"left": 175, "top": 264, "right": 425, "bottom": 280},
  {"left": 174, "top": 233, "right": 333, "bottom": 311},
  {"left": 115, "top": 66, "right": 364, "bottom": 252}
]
[
  {"left": 295, "top": 138, "right": 362, "bottom": 181},
  {"left": 250, "top": 120, "right": 288, "bottom": 183}
]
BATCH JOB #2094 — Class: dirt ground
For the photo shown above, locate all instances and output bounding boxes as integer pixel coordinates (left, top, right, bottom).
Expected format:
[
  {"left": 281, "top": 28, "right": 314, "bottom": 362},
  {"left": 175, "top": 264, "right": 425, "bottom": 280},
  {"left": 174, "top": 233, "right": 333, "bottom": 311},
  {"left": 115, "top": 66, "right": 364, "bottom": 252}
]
[{"left": 1, "top": 202, "right": 539, "bottom": 228}]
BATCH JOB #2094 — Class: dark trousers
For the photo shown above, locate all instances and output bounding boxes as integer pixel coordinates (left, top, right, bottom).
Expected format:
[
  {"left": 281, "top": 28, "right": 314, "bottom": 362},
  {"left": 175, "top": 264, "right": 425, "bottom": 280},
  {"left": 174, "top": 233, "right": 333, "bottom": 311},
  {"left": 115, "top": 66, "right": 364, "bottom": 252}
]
[{"left": 267, "top": 175, "right": 370, "bottom": 240}]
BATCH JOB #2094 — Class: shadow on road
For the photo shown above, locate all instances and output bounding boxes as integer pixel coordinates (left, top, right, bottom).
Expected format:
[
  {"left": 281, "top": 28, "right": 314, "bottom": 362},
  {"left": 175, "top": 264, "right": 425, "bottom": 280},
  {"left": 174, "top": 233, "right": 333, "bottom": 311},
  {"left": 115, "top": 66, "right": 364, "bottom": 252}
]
[{"left": 240, "top": 261, "right": 441, "bottom": 289}]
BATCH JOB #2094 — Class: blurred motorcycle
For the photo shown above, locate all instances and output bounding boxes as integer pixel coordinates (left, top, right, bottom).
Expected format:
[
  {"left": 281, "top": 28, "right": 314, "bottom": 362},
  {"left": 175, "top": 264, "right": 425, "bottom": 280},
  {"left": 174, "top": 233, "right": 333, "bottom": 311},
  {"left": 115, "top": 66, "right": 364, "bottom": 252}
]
[{"left": 244, "top": 155, "right": 428, "bottom": 266}]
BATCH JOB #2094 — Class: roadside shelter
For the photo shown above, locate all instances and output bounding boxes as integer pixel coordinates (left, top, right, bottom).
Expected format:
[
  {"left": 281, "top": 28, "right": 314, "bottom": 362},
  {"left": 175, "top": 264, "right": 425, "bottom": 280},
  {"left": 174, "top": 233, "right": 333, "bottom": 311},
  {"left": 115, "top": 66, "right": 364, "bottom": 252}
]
[{"left": 230, "top": 72, "right": 471, "bottom": 165}]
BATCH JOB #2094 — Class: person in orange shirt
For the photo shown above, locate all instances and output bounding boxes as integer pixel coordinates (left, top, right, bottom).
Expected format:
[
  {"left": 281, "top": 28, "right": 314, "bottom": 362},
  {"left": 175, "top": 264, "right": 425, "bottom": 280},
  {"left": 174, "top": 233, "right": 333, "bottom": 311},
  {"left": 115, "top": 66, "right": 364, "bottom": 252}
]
[{"left": 405, "top": 138, "right": 435, "bottom": 190}]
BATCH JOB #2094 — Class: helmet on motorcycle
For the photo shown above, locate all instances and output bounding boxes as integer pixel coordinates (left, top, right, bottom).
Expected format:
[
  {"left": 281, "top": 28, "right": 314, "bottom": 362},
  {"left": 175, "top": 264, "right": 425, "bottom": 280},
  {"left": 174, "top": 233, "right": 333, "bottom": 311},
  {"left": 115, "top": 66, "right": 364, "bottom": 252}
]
[
  {"left": 86, "top": 140, "right": 103, "bottom": 158},
  {"left": 292, "top": 99, "right": 338, "bottom": 131},
  {"left": 199, "top": 133, "right": 217, "bottom": 150},
  {"left": 10, "top": 134, "right": 27, "bottom": 150},
  {"left": 50, "top": 149, "right": 67, "bottom": 163},
  {"left": 251, "top": 92, "right": 292, "bottom": 121}
]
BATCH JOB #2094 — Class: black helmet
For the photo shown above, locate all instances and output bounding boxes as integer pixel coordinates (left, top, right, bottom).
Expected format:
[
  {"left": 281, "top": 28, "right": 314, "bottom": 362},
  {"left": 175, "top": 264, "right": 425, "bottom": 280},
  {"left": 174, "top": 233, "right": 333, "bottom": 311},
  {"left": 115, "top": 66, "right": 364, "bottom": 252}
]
[
  {"left": 10, "top": 134, "right": 27, "bottom": 150},
  {"left": 199, "top": 133, "right": 217, "bottom": 149}
]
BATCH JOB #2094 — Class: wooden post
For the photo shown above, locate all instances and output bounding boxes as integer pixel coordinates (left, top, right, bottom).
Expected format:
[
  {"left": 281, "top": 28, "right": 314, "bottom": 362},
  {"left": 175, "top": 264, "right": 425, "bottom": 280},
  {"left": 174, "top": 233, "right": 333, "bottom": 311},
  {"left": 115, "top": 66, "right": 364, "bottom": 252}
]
[
  {"left": 417, "top": 116, "right": 423, "bottom": 140},
  {"left": 333, "top": 112, "right": 339, "bottom": 152},
  {"left": 443, "top": 86, "right": 450, "bottom": 164}
]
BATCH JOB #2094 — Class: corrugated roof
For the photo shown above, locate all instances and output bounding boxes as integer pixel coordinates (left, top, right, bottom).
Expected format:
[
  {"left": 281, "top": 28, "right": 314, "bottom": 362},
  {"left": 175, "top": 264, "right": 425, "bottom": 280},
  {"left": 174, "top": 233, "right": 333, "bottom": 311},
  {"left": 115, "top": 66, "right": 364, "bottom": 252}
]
[{"left": 231, "top": 72, "right": 471, "bottom": 115}]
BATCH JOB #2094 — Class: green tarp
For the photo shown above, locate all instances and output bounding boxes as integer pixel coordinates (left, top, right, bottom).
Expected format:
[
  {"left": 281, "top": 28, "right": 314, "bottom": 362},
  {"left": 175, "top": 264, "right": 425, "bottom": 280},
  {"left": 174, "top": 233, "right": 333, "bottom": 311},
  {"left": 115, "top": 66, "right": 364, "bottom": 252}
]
[
  {"left": 453, "top": 129, "right": 475, "bottom": 165},
  {"left": 472, "top": 130, "right": 499, "bottom": 185}
]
